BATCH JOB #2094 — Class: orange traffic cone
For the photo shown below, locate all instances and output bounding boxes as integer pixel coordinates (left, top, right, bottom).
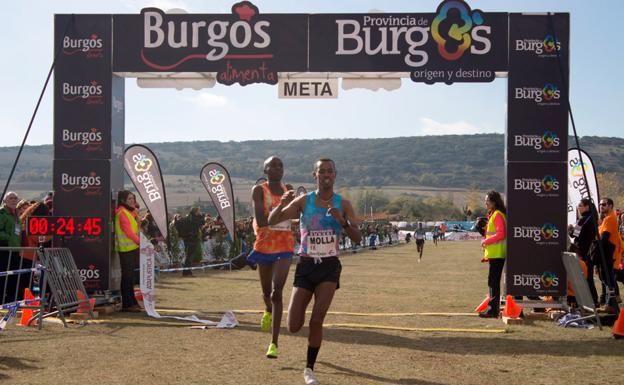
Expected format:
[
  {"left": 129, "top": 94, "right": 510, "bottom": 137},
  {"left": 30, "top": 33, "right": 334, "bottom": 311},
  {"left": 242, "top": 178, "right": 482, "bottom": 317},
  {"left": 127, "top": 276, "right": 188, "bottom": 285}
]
[
  {"left": 18, "top": 288, "right": 37, "bottom": 327},
  {"left": 612, "top": 309, "right": 624, "bottom": 339},
  {"left": 501, "top": 295, "right": 523, "bottom": 318},
  {"left": 76, "top": 290, "right": 95, "bottom": 314},
  {"left": 474, "top": 295, "right": 491, "bottom": 313},
  {"left": 134, "top": 288, "right": 143, "bottom": 302}
]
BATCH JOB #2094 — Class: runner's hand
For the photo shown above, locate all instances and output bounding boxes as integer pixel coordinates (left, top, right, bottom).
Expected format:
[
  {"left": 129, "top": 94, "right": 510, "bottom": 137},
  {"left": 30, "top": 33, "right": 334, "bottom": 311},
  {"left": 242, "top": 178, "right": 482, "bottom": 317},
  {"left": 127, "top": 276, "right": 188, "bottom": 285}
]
[
  {"left": 327, "top": 207, "right": 346, "bottom": 226},
  {"left": 280, "top": 190, "right": 295, "bottom": 206}
]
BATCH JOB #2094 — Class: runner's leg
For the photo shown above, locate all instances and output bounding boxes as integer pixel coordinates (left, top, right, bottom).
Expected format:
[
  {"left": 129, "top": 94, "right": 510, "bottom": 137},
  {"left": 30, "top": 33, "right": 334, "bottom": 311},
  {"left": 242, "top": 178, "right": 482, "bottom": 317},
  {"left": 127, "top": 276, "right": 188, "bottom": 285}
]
[
  {"left": 270, "top": 258, "right": 291, "bottom": 345},
  {"left": 258, "top": 263, "right": 273, "bottom": 312},
  {"left": 307, "top": 281, "right": 337, "bottom": 371},
  {"left": 288, "top": 286, "right": 314, "bottom": 333}
]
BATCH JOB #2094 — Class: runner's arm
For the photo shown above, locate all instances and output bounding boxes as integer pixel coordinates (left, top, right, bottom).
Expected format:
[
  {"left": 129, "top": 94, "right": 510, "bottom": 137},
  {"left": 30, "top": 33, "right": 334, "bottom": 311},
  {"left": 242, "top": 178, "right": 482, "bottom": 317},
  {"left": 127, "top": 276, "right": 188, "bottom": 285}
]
[
  {"left": 268, "top": 191, "right": 302, "bottom": 224},
  {"left": 251, "top": 185, "right": 267, "bottom": 227},
  {"left": 342, "top": 200, "right": 362, "bottom": 244}
]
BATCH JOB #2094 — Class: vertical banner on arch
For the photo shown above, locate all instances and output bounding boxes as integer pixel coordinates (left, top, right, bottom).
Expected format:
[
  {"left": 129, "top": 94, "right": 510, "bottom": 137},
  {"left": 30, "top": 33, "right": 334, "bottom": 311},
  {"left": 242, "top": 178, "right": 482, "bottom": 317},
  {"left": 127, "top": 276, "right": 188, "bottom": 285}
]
[
  {"left": 123, "top": 145, "right": 169, "bottom": 239},
  {"left": 506, "top": 13, "right": 569, "bottom": 296},
  {"left": 201, "top": 163, "right": 236, "bottom": 240},
  {"left": 567, "top": 148, "right": 599, "bottom": 227}
]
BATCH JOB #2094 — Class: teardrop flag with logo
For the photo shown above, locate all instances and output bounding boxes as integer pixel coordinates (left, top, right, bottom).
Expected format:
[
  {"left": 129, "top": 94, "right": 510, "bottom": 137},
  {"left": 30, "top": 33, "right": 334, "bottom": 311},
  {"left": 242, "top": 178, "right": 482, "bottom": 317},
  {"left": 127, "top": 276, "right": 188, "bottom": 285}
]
[
  {"left": 123, "top": 144, "right": 168, "bottom": 239},
  {"left": 567, "top": 148, "right": 599, "bottom": 227},
  {"left": 201, "top": 162, "right": 236, "bottom": 240}
]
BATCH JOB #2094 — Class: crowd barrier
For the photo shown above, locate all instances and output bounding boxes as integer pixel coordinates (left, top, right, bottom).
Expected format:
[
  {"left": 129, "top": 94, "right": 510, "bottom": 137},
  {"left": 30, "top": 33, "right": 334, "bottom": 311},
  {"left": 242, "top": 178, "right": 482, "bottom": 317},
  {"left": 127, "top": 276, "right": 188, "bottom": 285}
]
[
  {"left": 1, "top": 247, "right": 93, "bottom": 330},
  {"left": 0, "top": 247, "right": 47, "bottom": 330},
  {"left": 154, "top": 233, "right": 403, "bottom": 274}
]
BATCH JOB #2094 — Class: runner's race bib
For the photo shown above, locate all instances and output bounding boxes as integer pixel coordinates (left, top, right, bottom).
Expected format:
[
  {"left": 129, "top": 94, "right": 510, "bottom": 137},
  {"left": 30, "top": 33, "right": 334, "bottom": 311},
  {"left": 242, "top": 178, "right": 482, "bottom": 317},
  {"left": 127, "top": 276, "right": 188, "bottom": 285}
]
[
  {"left": 307, "top": 230, "right": 337, "bottom": 257},
  {"left": 270, "top": 219, "right": 291, "bottom": 231},
  {"left": 416, "top": 233, "right": 424, "bottom": 240},
  {"left": 269, "top": 207, "right": 291, "bottom": 231}
]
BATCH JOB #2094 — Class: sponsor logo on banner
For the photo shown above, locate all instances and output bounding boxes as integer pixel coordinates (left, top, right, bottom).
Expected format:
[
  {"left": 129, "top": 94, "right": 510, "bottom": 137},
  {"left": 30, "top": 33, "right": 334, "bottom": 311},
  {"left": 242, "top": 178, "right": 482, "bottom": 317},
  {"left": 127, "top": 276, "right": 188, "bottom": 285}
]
[
  {"left": 79, "top": 264, "right": 101, "bottom": 282},
  {"left": 131, "top": 153, "right": 162, "bottom": 203},
  {"left": 141, "top": 1, "right": 277, "bottom": 85},
  {"left": 512, "top": 222, "right": 560, "bottom": 245},
  {"left": 337, "top": 0, "right": 492, "bottom": 68},
  {"left": 513, "top": 175, "right": 560, "bottom": 196},
  {"left": 61, "top": 127, "right": 104, "bottom": 152},
  {"left": 514, "top": 83, "right": 561, "bottom": 106},
  {"left": 60, "top": 171, "right": 103, "bottom": 195},
  {"left": 62, "top": 34, "right": 104, "bottom": 59},
  {"left": 512, "top": 271, "right": 559, "bottom": 291},
  {"left": 61, "top": 80, "right": 104, "bottom": 104},
  {"left": 514, "top": 34, "right": 562, "bottom": 58},
  {"left": 512, "top": 131, "right": 560, "bottom": 153},
  {"left": 208, "top": 169, "right": 232, "bottom": 209}
]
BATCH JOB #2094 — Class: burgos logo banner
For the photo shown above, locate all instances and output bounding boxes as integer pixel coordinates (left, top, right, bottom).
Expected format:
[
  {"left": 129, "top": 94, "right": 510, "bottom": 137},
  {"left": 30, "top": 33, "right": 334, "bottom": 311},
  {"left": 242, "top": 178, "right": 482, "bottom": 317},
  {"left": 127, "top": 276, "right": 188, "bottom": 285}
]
[
  {"left": 514, "top": 83, "right": 561, "bottom": 105},
  {"left": 513, "top": 272, "right": 559, "bottom": 291},
  {"left": 513, "top": 175, "right": 560, "bottom": 196},
  {"left": 513, "top": 222, "right": 560, "bottom": 244},
  {"left": 61, "top": 127, "right": 104, "bottom": 152},
  {"left": 131, "top": 153, "right": 161, "bottom": 203},
  {"left": 328, "top": 0, "right": 506, "bottom": 83},
  {"left": 201, "top": 162, "right": 235, "bottom": 239},
  {"left": 513, "top": 131, "right": 560, "bottom": 154},
  {"left": 515, "top": 34, "right": 562, "bottom": 58},
  {"left": 60, "top": 171, "right": 103, "bottom": 195},
  {"left": 124, "top": 145, "right": 169, "bottom": 240}
]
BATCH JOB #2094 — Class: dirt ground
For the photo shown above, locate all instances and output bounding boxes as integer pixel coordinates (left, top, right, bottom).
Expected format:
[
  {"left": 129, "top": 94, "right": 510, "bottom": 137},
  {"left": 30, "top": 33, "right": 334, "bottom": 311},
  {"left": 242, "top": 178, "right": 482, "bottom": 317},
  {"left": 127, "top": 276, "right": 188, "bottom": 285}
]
[{"left": 1, "top": 241, "right": 622, "bottom": 385}]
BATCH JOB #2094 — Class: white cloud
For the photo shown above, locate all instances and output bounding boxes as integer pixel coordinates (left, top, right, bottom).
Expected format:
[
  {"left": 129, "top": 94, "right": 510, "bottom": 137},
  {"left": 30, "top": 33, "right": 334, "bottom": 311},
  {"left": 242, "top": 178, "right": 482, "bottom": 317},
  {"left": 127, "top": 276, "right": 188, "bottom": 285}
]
[
  {"left": 417, "top": 117, "right": 500, "bottom": 136},
  {"left": 185, "top": 92, "right": 229, "bottom": 109}
]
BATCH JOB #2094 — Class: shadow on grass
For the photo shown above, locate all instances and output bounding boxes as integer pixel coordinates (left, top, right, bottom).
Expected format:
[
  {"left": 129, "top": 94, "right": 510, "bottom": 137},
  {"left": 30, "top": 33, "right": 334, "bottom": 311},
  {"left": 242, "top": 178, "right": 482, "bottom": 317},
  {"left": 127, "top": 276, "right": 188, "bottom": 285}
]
[
  {"left": 0, "top": 356, "right": 42, "bottom": 380},
  {"left": 319, "top": 361, "right": 446, "bottom": 385},
  {"left": 320, "top": 328, "right": 619, "bottom": 357}
]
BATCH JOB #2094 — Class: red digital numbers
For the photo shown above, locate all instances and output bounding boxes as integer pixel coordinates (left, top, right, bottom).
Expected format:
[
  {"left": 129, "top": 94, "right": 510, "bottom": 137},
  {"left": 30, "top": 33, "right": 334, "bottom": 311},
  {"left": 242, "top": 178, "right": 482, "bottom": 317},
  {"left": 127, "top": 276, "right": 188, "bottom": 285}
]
[
  {"left": 82, "top": 218, "right": 102, "bottom": 235},
  {"left": 28, "top": 217, "right": 49, "bottom": 235},
  {"left": 27, "top": 216, "right": 103, "bottom": 236}
]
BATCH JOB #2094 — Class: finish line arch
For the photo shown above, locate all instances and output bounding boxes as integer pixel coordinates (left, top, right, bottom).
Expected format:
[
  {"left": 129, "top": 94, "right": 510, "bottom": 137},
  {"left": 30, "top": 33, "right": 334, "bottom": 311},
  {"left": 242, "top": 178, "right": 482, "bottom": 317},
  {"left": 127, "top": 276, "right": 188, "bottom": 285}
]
[{"left": 53, "top": 1, "right": 569, "bottom": 295}]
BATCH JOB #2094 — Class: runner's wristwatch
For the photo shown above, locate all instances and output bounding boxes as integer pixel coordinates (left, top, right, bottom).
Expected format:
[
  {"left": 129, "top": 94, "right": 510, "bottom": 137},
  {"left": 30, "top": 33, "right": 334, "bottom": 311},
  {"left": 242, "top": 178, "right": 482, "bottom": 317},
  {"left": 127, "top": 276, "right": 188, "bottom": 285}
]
[{"left": 342, "top": 219, "right": 351, "bottom": 229}]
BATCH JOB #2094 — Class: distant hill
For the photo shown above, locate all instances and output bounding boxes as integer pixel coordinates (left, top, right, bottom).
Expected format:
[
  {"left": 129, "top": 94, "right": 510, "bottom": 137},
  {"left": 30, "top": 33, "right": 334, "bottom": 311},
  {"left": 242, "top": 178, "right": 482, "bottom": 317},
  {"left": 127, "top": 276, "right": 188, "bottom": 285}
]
[{"left": 1, "top": 135, "right": 623, "bottom": 192}]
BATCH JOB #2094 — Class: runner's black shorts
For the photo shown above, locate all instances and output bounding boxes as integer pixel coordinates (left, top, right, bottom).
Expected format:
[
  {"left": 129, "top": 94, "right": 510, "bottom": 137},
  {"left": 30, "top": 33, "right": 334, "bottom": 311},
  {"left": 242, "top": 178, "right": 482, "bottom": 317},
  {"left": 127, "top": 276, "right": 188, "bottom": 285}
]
[
  {"left": 416, "top": 239, "right": 424, "bottom": 246},
  {"left": 294, "top": 256, "right": 341, "bottom": 291}
]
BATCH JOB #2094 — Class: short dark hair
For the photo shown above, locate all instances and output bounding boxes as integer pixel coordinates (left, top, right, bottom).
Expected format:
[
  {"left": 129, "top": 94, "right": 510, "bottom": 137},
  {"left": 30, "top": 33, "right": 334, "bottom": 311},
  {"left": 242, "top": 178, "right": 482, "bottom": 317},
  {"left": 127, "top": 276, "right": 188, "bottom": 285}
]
[
  {"left": 314, "top": 158, "right": 335, "bottom": 171},
  {"left": 601, "top": 197, "right": 614, "bottom": 206}
]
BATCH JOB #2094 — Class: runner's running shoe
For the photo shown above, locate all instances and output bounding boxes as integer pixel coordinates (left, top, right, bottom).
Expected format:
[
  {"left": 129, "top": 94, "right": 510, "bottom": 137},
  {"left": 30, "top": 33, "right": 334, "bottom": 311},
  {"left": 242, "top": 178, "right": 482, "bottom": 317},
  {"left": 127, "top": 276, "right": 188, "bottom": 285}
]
[
  {"left": 266, "top": 342, "right": 278, "bottom": 359},
  {"left": 303, "top": 368, "right": 319, "bottom": 385},
  {"left": 260, "top": 311, "right": 272, "bottom": 332}
]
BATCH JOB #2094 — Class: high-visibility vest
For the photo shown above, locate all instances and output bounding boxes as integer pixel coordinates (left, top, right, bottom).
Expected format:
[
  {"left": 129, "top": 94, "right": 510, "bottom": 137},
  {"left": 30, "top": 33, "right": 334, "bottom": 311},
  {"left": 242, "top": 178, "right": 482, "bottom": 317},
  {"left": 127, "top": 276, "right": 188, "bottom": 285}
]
[
  {"left": 115, "top": 207, "right": 139, "bottom": 252},
  {"left": 484, "top": 210, "right": 506, "bottom": 260}
]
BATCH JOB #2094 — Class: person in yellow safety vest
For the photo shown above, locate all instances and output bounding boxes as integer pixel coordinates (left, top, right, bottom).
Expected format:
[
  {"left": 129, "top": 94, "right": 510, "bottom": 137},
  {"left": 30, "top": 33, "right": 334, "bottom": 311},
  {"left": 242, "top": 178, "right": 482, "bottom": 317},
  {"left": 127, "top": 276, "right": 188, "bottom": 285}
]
[
  {"left": 115, "top": 190, "right": 141, "bottom": 312},
  {"left": 479, "top": 190, "right": 507, "bottom": 318}
]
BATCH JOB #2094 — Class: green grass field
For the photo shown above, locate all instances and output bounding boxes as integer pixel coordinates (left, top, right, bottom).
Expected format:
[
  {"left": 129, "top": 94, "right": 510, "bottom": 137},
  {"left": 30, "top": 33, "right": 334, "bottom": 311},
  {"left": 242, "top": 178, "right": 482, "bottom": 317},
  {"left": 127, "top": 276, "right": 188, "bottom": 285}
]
[{"left": 1, "top": 241, "right": 621, "bottom": 385}]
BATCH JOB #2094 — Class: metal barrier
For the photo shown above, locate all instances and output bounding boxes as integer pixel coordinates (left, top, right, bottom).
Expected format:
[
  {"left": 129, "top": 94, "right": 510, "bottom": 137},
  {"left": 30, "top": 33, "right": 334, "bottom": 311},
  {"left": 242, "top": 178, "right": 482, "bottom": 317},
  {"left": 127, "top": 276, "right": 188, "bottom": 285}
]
[
  {"left": 38, "top": 248, "right": 95, "bottom": 327},
  {"left": 0, "top": 247, "right": 47, "bottom": 330},
  {"left": 562, "top": 251, "right": 602, "bottom": 329}
]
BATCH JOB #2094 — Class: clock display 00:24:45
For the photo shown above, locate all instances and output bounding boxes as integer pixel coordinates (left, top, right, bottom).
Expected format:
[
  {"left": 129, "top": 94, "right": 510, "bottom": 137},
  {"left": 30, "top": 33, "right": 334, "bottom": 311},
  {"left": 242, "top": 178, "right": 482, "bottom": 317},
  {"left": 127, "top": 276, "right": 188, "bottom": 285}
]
[{"left": 27, "top": 216, "right": 103, "bottom": 236}]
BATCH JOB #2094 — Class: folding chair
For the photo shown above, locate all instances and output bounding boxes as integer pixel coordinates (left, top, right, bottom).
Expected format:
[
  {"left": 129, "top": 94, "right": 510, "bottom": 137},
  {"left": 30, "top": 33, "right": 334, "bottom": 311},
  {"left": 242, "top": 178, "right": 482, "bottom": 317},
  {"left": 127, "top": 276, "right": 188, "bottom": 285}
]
[{"left": 561, "top": 252, "right": 601, "bottom": 330}]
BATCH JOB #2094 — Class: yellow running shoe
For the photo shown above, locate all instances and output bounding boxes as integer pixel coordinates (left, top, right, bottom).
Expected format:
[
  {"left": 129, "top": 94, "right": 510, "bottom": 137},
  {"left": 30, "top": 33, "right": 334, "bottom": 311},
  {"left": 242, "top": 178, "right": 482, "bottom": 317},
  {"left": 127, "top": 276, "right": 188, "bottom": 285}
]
[
  {"left": 260, "top": 311, "right": 272, "bottom": 332},
  {"left": 266, "top": 342, "right": 278, "bottom": 359}
]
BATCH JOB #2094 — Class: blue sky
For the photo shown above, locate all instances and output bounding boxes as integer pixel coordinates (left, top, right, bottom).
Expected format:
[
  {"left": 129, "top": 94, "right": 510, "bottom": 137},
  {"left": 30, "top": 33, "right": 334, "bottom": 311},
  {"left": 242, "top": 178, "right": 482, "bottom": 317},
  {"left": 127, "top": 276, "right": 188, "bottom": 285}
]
[{"left": 1, "top": 0, "right": 622, "bottom": 146}]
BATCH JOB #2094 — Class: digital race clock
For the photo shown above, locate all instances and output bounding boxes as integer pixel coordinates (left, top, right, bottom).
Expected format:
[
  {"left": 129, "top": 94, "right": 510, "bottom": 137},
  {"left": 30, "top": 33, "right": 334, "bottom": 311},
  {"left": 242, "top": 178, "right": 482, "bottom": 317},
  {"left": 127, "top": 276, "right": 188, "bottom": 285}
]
[{"left": 27, "top": 216, "right": 103, "bottom": 236}]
